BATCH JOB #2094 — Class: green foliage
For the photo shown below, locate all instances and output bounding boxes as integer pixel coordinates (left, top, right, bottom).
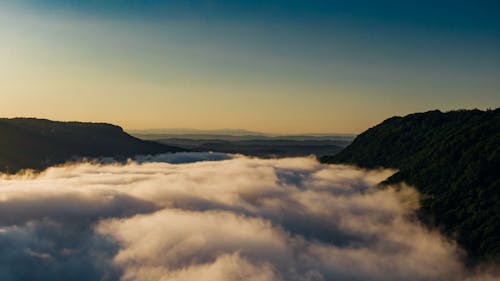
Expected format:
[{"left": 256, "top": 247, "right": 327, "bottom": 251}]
[
  {"left": 0, "top": 118, "right": 184, "bottom": 173},
  {"left": 321, "top": 108, "right": 500, "bottom": 263}
]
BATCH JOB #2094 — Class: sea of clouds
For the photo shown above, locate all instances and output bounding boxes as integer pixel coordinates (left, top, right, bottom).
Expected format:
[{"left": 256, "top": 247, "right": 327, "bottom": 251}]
[{"left": 0, "top": 153, "right": 497, "bottom": 281}]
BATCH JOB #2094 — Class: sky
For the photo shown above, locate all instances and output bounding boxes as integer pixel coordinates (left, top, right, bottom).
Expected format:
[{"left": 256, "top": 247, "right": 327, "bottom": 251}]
[{"left": 0, "top": 1, "right": 499, "bottom": 134}]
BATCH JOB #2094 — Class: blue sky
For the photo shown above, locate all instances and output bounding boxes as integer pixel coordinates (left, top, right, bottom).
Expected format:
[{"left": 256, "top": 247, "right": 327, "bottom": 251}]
[{"left": 1, "top": 1, "right": 499, "bottom": 133}]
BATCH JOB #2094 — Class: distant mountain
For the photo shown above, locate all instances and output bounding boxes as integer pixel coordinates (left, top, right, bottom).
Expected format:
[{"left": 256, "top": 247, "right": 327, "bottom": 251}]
[
  {"left": 321, "top": 108, "right": 500, "bottom": 262},
  {"left": 152, "top": 138, "right": 349, "bottom": 158},
  {"left": 0, "top": 118, "right": 185, "bottom": 173},
  {"left": 131, "top": 130, "right": 356, "bottom": 142}
]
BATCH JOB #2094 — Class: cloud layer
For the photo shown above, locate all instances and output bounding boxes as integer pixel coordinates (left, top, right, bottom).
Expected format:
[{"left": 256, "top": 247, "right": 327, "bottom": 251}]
[{"left": 0, "top": 154, "right": 496, "bottom": 281}]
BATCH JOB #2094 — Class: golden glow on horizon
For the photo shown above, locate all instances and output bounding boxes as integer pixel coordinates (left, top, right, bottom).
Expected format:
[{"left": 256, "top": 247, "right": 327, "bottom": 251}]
[{"left": 0, "top": 3, "right": 498, "bottom": 134}]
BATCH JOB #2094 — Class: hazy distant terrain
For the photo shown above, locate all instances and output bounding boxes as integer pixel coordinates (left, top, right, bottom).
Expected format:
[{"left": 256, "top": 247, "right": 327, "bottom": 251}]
[
  {"left": 0, "top": 118, "right": 353, "bottom": 173},
  {"left": 0, "top": 118, "right": 184, "bottom": 173},
  {"left": 131, "top": 130, "right": 354, "bottom": 158},
  {"left": 322, "top": 108, "right": 500, "bottom": 262},
  {"left": 131, "top": 128, "right": 356, "bottom": 141}
]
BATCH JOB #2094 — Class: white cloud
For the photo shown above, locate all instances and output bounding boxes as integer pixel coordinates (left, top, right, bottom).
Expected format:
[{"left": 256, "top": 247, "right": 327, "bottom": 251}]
[{"left": 0, "top": 154, "right": 496, "bottom": 281}]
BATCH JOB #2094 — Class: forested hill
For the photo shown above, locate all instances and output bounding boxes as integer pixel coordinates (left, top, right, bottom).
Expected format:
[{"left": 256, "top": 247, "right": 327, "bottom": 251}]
[
  {"left": 321, "top": 108, "right": 500, "bottom": 262},
  {"left": 0, "top": 118, "right": 185, "bottom": 173}
]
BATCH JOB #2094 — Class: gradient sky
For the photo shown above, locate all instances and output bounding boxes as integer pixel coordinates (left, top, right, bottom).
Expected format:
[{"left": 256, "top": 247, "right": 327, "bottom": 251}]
[{"left": 1, "top": 1, "right": 499, "bottom": 134}]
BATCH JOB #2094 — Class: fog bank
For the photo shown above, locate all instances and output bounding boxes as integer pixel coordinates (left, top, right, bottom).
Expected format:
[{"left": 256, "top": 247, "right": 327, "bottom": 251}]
[{"left": 0, "top": 154, "right": 496, "bottom": 281}]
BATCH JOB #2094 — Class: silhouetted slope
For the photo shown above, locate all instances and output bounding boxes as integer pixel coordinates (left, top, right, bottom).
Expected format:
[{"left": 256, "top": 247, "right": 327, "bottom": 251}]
[
  {"left": 0, "top": 118, "right": 185, "bottom": 173},
  {"left": 321, "top": 109, "right": 500, "bottom": 262}
]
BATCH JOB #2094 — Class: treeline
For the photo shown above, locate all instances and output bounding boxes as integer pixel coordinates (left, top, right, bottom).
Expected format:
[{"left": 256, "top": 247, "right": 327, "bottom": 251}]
[
  {"left": 321, "top": 108, "right": 500, "bottom": 263},
  {"left": 0, "top": 118, "right": 184, "bottom": 173}
]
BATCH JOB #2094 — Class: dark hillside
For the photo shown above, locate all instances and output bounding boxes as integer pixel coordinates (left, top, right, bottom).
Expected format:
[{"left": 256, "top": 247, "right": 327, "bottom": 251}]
[
  {"left": 321, "top": 109, "right": 500, "bottom": 262},
  {"left": 0, "top": 118, "right": 185, "bottom": 173}
]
